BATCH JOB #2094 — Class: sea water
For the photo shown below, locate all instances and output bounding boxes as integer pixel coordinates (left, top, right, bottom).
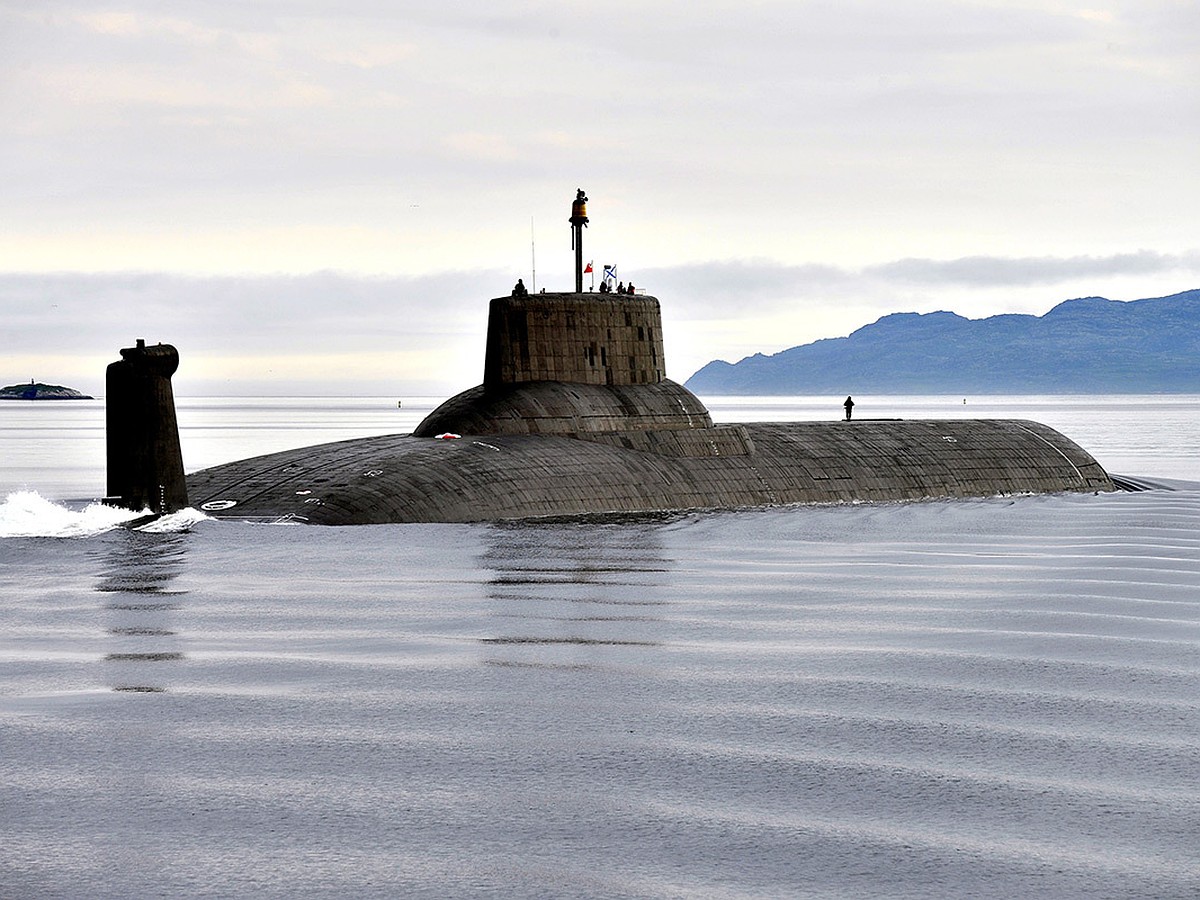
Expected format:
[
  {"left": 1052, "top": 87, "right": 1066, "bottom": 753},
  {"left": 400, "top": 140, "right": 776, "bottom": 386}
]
[{"left": 2, "top": 396, "right": 1199, "bottom": 898}]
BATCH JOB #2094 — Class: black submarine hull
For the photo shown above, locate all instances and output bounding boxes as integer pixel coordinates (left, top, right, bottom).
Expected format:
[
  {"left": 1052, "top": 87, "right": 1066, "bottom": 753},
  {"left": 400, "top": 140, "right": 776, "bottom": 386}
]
[{"left": 185, "top": 418, "right": 1112, "bottom": 525}]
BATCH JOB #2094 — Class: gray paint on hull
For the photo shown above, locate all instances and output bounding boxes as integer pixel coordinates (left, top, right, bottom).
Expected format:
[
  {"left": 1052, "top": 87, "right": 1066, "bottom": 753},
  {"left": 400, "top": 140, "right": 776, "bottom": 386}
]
[{"left": 186, "top": 419, "right": 1112, "bottom": 525}]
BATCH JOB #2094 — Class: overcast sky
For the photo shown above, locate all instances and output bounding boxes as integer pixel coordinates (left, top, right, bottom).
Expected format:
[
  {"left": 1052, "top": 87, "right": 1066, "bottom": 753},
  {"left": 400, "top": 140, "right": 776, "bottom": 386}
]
[{"left": 2, "top": 0, "right": 1198, "bottom": 395}]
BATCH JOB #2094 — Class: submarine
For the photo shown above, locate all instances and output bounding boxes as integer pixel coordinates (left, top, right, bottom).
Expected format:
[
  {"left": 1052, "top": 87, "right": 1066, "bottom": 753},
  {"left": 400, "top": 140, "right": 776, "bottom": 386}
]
[{"left": 106, "top": 190, "right": 1113, "bottom": 524}]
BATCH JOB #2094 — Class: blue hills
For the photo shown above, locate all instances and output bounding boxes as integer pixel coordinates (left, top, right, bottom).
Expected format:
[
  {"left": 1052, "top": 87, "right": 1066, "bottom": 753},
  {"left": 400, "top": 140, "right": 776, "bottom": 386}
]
[{"left": 684, "top": 288, "right": 1200, "bottom": 394}]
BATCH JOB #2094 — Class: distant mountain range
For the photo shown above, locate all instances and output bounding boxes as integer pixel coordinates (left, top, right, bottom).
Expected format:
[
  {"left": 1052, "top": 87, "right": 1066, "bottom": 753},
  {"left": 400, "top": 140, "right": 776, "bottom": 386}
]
[{"left": 685, "top": 288, "right": 1200, "bottom": 394}]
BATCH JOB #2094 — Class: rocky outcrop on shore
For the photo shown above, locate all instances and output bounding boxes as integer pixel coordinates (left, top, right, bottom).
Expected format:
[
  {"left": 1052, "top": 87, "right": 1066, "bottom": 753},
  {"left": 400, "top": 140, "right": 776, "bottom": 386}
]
[{"left": 0, "top": 382, "right": 94, "bottom": 400}]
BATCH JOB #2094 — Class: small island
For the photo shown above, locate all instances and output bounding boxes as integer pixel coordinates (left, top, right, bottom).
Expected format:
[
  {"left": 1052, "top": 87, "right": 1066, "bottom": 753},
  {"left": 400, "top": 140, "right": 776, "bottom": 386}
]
[{"left": 0, "top": 381, "right": 94, "bottom": 400}]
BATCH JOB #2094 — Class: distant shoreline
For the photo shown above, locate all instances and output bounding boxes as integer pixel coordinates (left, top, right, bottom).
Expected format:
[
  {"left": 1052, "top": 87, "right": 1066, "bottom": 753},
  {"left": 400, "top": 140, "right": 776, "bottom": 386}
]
[{"left": 686, "top": 288, "right": 1200, "bottom": 395}]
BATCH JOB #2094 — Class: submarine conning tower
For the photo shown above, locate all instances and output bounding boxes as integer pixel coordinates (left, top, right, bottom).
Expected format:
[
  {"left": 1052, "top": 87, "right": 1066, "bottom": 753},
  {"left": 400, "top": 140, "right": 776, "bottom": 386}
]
[
  {"left": 414, "top": 291, "right": 714, "bottom": 437},
  {"left": 484, "top": 291, "right": 666, "bottom": 388},
  {"left": 416, "top": 189, "right": 712, "bottom": 438}
]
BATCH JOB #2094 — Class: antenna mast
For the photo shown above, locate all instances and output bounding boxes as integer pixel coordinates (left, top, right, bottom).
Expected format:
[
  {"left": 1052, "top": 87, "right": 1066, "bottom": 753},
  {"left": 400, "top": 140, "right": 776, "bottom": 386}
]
[{"left": 569, "top": 189, "right": 589, "bottom": 292}]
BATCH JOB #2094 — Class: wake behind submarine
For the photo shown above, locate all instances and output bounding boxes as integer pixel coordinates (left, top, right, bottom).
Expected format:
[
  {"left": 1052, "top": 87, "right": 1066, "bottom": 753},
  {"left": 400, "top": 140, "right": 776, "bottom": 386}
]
[{"left": 107, "top": 190, "right": 1113, "bottom": 524}]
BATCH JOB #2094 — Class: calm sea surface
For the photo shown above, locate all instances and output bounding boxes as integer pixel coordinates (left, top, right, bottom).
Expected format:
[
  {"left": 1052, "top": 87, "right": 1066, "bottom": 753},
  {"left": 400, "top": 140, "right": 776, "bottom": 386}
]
[{"left": 2, "top": 396, "right": 1199, "bottom": 898}]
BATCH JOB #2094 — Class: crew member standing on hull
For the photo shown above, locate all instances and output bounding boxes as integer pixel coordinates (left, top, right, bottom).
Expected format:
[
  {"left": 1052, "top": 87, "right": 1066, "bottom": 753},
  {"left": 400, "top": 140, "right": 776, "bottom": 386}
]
[{"left": 844, "top": 396, "right": 855, "bottom": 421}]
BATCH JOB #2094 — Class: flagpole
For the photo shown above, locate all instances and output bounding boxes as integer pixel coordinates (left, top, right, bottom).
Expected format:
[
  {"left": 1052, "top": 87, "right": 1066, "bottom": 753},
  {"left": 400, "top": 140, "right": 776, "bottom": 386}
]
[{"left": 530, "top": 217, "right": 536, "bottom": 293}]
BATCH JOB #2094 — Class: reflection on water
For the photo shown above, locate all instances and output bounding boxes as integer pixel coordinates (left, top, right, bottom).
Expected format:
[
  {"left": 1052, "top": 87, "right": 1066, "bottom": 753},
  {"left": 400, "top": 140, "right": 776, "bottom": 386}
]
[
  {"left": 480, "top": 636, "right": 660, "bottom": 646},
  {"left": 94, "top": 533, "right": 188, "bottom": 594},
  {"left": 103, "top": 601, "right": 179, "bottom": 611},
  {"left": 108, "top": 627, "right": 175, "bottom": 636},
  {"left": 477, "top": 522, "right": 672, "bottom": 667},
  {"left": 92, "top": 532, "right": 189, "bottom": 693}
]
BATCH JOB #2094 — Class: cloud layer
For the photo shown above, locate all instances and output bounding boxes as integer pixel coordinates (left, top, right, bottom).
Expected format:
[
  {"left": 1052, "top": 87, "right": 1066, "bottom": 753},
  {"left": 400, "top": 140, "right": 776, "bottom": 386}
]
[
  {"left": 2, "top": 1, "right": 1198, "bottom": 391},
  {"left": 4, "top": 250, "right": 1197, "bottom": 394}
]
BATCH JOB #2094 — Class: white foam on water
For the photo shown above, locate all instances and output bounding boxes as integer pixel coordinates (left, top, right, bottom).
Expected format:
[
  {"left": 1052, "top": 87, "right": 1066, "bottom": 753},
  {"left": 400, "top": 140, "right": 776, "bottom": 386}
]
[
  {"left": 0, "top": 491, "right": 143, "bottom": 537},
  {"left": 0, "top": 490, "right": 210, "bottom": 537},
  {"left": 134, "top": 507, "right": 211, "bottom": 533}
]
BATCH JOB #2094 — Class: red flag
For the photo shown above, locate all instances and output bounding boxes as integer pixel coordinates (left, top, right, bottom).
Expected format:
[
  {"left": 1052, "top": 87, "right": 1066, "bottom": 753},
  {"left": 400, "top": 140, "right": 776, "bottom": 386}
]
[{"left": 584, "top": 261, "right": 593, "bottom": 274}]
